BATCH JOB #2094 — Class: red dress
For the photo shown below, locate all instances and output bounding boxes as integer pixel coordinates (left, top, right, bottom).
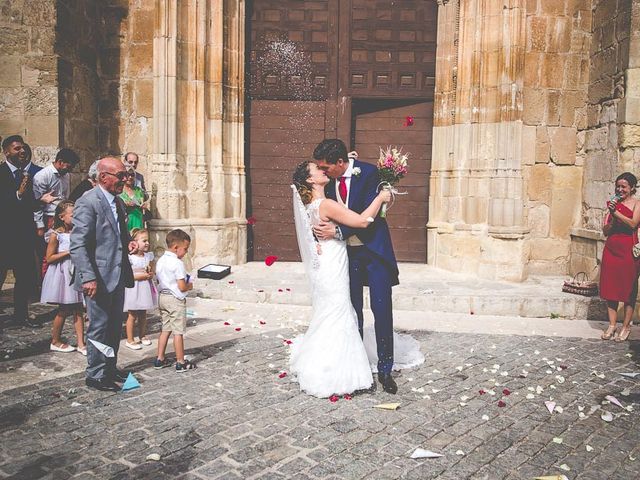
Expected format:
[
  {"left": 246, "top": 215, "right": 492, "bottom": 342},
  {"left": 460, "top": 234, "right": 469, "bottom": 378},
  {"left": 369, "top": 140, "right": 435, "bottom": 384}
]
[{"left": 599, "top": 203, "right": 640, "bottom": 302}]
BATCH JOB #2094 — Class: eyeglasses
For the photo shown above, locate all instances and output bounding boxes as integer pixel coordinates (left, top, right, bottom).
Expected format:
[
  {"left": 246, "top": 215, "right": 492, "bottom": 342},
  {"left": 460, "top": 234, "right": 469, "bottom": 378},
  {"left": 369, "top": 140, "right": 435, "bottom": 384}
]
[{"left": 103, "top": 171, "right": 133, "bottom": 181}]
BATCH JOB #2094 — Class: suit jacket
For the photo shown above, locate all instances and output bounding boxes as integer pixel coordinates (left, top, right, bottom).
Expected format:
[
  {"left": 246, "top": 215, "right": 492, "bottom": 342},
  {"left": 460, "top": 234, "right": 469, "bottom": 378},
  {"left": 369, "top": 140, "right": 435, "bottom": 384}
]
[
  {"left": 70, "top": 187, "right": 134, "bottom": 293},
  {"left": 0, "top": 162, "right": 38, "bottom": 265},
  {"left": 325, "top": 159, "right": 399, "bottom": 285},
  {"left": 26, "top": 162, "right": 42, "bottom": 178}
]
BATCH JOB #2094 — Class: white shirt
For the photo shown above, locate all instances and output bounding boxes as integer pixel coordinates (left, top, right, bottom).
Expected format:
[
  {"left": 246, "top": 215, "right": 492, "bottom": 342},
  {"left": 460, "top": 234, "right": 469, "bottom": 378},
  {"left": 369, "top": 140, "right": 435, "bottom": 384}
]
[
  {"left": 98, "top": 185, "right": 120, "bottom": 234},
  {"left": 33, "top": 164, "right": 70, "bottom": 227},
  {"left": 155, "top": 251, "right": 187, "bottom": 300}
]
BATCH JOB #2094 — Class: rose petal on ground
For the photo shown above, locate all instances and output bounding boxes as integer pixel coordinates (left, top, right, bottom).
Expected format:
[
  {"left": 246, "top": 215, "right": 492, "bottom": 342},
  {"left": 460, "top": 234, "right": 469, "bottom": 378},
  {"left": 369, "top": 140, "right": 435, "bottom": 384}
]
[
  {"left": 374, "top": 403, "right": 401, "bottom": 410},
  {"left": 621, "top": 388, "right": 631, "bottom": 396},
  {"left": 264, "top": 255, "right": 278, "bottom": 266},
  {"left": 559, "top": 464, "right": 570, "bottom": 471},
  {"left": 146, "top": 453, "right": 161, "bottom": 461},
  {"left": 586, "top": 445, "right": 594, "bottom": 452},
  {"left": 71, "top": 401, "right": 82, "bottom": 407},
  {"left": 498, "top": 400, "right": 506, "bottom": 407},
  {"left": 455, "top": 450, "right": 465, "bottom": 456},
  {"left": 259, "top": 320, "right": 266, "bottom": 325},
  {"left": 552, "top": 437, "right": 563, "bottom": 444},
  {"left": 545, "top": 401, "right": 556, "bottom": 414},
  {"left": 554, "top": 406, "right": 564, "bottom": 413},
  {"left": 605, "top": 395, "right": 623, "bottom": 408},
  {"left": 235, "top": 327, "right": 241, "bottom": 331},
  {"left": 502, "top": 389, "right": 511, "bottom": 396},
  {"left": 601, "top": 411, "right": 613, "bottom": 422},
  {"left": 526, "top": 394, "right": 535, "bottom": 399},
  {"left": 344, "top": 394, "right": 352, "bottom": 400},
  {"left": 556, "top": 375, "right": 565, "bottom": 384},
  {"left": 482, "top": 414, "right": 489, "bottom": 421},
  {"left": 329, "top": 395, "right": 339, "bottom": 403}
]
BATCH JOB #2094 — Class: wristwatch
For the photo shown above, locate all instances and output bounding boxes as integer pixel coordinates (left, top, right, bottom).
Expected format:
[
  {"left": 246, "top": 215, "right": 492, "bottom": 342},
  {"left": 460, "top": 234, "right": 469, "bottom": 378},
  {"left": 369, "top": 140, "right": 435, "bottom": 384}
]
[{"left": 335, "top": 226, "right": 344, "bottom": 241}]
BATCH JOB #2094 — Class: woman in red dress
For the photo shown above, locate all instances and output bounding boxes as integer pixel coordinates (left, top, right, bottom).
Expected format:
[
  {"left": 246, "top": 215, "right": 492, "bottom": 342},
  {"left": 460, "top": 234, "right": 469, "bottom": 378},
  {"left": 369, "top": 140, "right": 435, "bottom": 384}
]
[{"left": 599, "top": 172, "right": 640, "bottom": 341}]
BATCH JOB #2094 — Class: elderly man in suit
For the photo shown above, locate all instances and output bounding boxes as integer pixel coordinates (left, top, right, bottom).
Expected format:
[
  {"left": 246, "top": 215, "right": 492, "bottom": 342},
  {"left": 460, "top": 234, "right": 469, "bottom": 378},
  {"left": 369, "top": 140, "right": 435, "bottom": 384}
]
[{"left": 70, "top": 156, "right": 134, "bottom": 391}]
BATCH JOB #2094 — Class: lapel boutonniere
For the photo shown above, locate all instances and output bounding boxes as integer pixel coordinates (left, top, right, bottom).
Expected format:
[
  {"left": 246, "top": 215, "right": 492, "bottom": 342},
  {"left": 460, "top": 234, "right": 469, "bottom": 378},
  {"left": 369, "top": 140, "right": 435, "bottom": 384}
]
[{"left": 352, "top": 167, "right": 361, "bottom": 177}]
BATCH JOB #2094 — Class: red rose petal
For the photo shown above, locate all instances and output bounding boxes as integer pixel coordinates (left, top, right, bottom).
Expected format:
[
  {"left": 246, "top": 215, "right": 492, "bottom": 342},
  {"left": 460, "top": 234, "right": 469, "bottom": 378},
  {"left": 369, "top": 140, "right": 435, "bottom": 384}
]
[
  {"left": 403, "top": 115, "right": 414, "bottom": 127},
  {"left": 265, "top": 255, "right": 278, "bottom": 266},
  {"left": 559, "top": 365, "right": 568, "bottom": 370},
  {"left": 235, "top": 327, "right": 241, "bottom": 332},
  {"left": 247, "top": 216, "right": 257, "bottom": 225},
  {"left": 502, "top": 388, "right": 511, "bottom": 396},
  {"left": 498, "top": 400, "right": 506, "bottom": 407},
  {"left": 228, "top": 280, "right": 234, "bottom": 284},
  {"left": 278, "top": 372, "right": 287, "bottom": 378},
  {"left": 259, "top": 320, "right": 266, "bottom": 325},
  {"left": 223, "top": 321, "right": 231, "bottom": 326},
  {"left": 344, "top": 394, "right": 352, "bottom": 400},
  {"left": 284, "top": 339, "right": 292, "bottom": 345},
  {"left": 329, "top": 395, "right": 339, "bottom": 403},
  {"left": 479, "top": 389, "right": 486, "bottom": 395},
  {"left": 278, "top": 288, "right": 283, "bottom": 292},
  {"left": 470, "top": 311, "right": 475, "bottom": 315},
  {"left": 286, "top": 288, "right": 291, "bottom": 292},
  {"left": 257, "top": 289, "right": 264, "bottom": 292}
]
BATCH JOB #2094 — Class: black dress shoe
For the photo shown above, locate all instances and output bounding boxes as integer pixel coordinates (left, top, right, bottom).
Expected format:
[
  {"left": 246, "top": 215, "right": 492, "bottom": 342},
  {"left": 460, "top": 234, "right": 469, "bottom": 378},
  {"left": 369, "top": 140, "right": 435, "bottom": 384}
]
[
  {"left": 85, "top": 377, "right": 119, "bottom": 392},
  {"left": 110, "top": 369, "right": 129, "bottom": 383},
  {"left": 378, "top": 372, "right": 398, "bottom": 394},
  {"left": 22, "top": 318, "right": 42, "bottom": 329}
]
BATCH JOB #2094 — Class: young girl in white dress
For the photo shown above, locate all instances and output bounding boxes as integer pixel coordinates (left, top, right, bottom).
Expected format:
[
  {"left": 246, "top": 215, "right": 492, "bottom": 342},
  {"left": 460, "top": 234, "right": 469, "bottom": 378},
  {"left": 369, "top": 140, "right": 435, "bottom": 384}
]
[
  {"left": 123, "top": 228, "right": 157, "bottom": 350},
  {"left": 41, "top": 200, "right": 86, "bottom": 355}
]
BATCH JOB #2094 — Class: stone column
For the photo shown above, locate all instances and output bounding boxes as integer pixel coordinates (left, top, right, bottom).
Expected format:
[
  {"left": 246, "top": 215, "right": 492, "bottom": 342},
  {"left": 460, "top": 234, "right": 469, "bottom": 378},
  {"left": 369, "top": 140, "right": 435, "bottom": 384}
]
[
  {"left": 429, "top": 0, "right": 529, "bottom": 280},
  {"left": 150, "top": 0, "right": 247, "bottom": 266}
]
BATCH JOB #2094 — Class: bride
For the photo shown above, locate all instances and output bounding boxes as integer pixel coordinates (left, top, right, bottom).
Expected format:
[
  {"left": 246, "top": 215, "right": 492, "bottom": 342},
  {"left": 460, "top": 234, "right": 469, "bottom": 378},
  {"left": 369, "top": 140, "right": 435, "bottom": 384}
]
[{"left": 289, "top": 160, "right": 423, "bottom": 398}]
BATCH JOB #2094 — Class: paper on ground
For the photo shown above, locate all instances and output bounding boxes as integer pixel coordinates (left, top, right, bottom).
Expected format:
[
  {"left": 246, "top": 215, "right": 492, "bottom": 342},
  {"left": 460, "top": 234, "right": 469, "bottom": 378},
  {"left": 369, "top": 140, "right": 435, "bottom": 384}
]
[
  {"left": 89, "top": 339, "right": 114, "bottom": 358},
  {"left": 374, "top": 403, "right": 401, "bottom": 411},
  {"left": 619, "top": 372, "right": 640, "bottom": 378},
  {"left": 410, "top": 448, "right": 443, "bottom": 459}
]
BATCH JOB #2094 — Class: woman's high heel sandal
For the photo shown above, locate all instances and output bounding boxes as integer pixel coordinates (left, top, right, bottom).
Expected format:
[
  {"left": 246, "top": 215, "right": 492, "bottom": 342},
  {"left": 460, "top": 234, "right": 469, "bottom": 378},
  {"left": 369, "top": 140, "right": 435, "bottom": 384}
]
[
  {"left": 601, "top": 325, "right": 617, "bottom": 340},
  {"left": 614, "top": 327, "right": 631, "bottom": 342}
]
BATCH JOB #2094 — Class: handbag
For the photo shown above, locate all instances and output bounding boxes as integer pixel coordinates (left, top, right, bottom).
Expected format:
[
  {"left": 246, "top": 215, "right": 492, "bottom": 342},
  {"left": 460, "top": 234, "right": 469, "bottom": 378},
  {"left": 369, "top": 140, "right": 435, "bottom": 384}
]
[{"left": 562, "top": 271, "right": 598, "bottom": 297}]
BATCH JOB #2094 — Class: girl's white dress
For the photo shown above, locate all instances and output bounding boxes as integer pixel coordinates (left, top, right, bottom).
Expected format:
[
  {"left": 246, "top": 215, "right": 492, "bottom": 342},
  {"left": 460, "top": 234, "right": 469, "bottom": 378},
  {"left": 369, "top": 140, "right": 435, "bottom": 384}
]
[
  {"left": 123, "top": 253, "right": 158, "bottom": 311},
  {"left": 40, "top": 231, "right": 83, "bottom": 305},
  {"left": 289, "top": 198, "right": 424, "bottom": 398}
]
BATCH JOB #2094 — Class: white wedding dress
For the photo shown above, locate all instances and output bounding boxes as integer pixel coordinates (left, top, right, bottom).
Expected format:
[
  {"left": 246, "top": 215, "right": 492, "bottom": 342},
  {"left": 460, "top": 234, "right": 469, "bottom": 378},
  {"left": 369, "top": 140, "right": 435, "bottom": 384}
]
[{"left": 289, "top": 195, "right": 424, "bottom": 398}]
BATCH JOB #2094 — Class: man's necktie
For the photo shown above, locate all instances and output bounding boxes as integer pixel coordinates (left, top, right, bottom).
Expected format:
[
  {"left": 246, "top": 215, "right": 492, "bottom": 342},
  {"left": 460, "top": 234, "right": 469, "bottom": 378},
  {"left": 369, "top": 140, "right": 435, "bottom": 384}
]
[
  {"left": 338, "top": 177, "right": 347, "bottom": 204},
  {"left": 14, "top": 169, "right": 23, "bottom": 188}
]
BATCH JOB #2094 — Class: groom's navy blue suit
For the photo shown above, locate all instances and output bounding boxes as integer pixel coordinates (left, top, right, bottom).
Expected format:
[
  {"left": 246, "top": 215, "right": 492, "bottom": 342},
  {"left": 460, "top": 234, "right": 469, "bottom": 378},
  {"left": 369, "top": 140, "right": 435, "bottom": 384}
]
[{"left": 325, "top": 159, "right": 399, "bottom": 374}]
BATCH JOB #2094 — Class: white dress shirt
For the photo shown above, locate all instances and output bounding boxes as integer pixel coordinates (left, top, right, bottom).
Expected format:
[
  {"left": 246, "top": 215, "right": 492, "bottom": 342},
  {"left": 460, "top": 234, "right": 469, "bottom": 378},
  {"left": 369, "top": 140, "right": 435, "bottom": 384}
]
[
  {"left": 98, "top": 185, "right": 120, "bottom": 234},
  {"left": 156, "top": 251, "right": 187, "bottom": 300},
  {"left": 33, "top": 164, "right": 70, "bottom": 228},
  {"left": 335, "top": 158, "right": 363, "bottom": 246}
]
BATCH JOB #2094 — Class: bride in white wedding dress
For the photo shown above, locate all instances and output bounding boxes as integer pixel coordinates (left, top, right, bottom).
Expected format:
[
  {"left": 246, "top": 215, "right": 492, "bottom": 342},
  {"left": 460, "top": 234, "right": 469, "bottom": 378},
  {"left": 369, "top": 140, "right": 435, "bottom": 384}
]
[{"left": 289, "top": 161, "right": 424, "bottom": 398}]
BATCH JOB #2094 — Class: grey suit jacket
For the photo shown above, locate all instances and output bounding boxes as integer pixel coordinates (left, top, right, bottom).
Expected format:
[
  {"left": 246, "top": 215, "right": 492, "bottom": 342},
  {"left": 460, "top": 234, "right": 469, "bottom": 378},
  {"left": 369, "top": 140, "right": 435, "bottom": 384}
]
[{"left": 70, "top": 186, "right": 134, "bottom": 293}]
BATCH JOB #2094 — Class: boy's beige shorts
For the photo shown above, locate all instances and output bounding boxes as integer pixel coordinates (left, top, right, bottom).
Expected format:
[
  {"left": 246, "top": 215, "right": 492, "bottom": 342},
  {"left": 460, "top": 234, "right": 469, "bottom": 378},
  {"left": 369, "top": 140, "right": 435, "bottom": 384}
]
[{"left": 159, "top": 293, "right": 187, "bottom": 334}]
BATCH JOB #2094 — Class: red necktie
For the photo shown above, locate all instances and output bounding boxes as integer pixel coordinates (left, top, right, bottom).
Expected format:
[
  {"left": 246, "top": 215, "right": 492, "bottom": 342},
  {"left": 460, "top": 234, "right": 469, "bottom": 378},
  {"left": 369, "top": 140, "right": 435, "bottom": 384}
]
[{"left": 338, "top": 177, "right": 347, "bottom": 203}]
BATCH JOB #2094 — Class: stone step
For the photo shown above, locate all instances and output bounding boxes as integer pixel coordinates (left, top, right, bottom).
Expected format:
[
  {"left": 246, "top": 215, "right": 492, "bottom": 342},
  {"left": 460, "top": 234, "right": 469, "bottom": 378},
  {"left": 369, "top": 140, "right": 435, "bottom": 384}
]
[{"left": 195, "top": 262, "right": 607, "bottom": 320}]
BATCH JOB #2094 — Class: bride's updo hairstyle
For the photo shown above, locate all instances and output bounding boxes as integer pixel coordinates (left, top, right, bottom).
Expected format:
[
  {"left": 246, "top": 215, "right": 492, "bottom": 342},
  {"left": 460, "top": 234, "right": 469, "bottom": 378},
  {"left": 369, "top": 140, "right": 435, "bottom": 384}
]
[{"left": 293, "top": 161, "right": 313, "bottom": 204}]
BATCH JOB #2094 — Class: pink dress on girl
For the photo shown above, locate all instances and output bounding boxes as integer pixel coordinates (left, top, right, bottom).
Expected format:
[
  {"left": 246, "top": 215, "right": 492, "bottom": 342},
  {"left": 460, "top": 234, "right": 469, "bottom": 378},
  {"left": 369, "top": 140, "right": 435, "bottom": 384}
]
[
  {"left": 40, "top": 231, "right": 83, "bottom": 304},
  {"left": 123, "top": 252, "right": 158, "bottom": 311}
]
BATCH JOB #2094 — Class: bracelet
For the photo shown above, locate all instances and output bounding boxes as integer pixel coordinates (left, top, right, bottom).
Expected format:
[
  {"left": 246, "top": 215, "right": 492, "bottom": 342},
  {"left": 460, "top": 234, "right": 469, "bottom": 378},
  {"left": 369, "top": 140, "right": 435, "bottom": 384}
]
[{"left": 335, "top": 226, "right": 344, "bottom": 241}]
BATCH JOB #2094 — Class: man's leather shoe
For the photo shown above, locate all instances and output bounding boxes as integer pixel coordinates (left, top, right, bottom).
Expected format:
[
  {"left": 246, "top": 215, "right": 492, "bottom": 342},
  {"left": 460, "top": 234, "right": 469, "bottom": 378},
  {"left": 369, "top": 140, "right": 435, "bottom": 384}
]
[
  {"left": 85, "top": 377, "right": 119, "bottom": 392},
  {"left": 378, "top": 372, "right": 398, "bottom": 394},
  {"left": 19, "top": 317, "right": 42, "bottom": 328},
  {"left": 111, "top": 369, "right": 129, "bottom": 383}
]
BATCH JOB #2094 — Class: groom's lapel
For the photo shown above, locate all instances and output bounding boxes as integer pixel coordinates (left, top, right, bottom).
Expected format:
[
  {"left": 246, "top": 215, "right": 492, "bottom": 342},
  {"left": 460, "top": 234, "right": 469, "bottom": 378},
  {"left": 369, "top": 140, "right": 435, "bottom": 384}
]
[{"left": 348, "top": 161, "right": 361, "bottom": 209}]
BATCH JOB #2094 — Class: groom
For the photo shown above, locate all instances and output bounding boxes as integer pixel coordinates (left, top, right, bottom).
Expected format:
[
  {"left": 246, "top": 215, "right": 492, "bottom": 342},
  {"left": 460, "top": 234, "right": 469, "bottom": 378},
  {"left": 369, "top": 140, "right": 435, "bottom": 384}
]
[{"left": 312, "top": 139, "right": 400, "bottom": 394}]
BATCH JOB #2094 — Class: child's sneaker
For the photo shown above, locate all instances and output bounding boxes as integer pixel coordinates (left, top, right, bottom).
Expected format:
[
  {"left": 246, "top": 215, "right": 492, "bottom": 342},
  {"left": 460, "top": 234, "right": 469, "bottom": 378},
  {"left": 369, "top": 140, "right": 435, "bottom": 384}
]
[
  {"left": 153, "top": 358, "right": 172, "bottom": 369},
  {"left": 175, "top": 359, "right": 197, "bottom": 373}
]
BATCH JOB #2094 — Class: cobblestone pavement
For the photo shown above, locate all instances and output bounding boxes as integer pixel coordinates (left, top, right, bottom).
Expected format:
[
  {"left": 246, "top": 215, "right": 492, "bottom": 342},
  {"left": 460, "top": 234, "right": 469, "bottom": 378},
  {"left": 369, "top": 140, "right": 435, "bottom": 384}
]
[{"left": 1, "top": 326, "right": 639, "bottom": 480}]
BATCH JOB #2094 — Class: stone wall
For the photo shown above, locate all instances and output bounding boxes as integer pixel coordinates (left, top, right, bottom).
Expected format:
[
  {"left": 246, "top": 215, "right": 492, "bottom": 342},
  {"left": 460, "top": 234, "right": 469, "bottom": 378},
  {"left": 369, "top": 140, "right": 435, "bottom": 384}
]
[
  {"left": 569, "top": 0, "right": 640, "bottom": 277},
  {"left": 522, "top": 0, "right": 592, "bottom": 275},
  {"left": 0, "top": 0, "right": 58, "bottom": 165},
  {"left": 56, "top": 0, "right": 102, "bottom": 181}
]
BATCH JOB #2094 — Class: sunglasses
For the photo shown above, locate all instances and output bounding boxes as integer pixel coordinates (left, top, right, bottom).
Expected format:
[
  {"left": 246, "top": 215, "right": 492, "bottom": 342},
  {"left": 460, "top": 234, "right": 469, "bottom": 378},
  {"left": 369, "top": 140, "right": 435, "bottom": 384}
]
[{"left": 103, "top": 171, "right": 134, "bottom": 181}]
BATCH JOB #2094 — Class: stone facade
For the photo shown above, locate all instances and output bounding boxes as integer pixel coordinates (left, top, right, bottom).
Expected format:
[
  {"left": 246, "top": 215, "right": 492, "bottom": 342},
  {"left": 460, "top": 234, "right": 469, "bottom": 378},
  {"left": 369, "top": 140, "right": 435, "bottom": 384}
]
[{"left": 1, "top": 0, "right": 639, "bottom": 280}]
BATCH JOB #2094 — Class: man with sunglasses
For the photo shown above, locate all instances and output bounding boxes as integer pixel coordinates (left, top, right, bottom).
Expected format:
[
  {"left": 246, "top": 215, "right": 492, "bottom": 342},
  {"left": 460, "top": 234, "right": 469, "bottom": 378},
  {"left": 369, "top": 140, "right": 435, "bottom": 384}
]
[{"left": 70, "top": 157, "right": 135, "bottom": 392}]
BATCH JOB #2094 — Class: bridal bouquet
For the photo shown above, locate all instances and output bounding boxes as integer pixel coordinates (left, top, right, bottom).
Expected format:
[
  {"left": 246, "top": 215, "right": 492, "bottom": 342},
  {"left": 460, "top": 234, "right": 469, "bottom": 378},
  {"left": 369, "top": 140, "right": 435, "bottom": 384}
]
[{"left": 377, "top": 146, "right": 409, "bottom": 217}]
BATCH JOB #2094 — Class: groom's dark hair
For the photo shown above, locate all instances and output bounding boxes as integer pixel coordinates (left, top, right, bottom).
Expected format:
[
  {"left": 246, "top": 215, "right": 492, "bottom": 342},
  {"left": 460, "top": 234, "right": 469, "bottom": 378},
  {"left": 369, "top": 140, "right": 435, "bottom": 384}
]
[{"left": 313, "top": 139, "right": 348, "bottom": 165}]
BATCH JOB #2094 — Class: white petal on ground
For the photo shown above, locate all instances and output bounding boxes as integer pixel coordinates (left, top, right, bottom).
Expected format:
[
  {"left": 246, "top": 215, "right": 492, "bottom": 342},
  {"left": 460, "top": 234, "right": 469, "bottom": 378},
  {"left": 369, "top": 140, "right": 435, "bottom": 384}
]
[
  {"left": 481, "top": 414, "right": 489, "bottom": 421},
  {"left": 410, "top": 448, "right": 443, "bottom": 459},
  {"left": 146, "top": 454, "right": 161, "bottom": 461},
  {"left": 605, "top": 395, "right": 623, "bottom": 408},
  {"left": 552, "top": 437, "right": 563, "bottom": 444},
  {"left": 601, "top": 411, "right": 613, "bottom": 422},
  {"left": 586, "top": 445, "right": 593, "bottom": 452}
]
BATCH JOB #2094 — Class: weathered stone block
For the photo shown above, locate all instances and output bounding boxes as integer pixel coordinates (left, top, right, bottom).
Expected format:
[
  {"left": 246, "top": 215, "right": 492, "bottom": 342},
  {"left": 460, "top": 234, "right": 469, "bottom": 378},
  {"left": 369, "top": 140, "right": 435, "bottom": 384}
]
[
  {"left": 23, "top": 0, "right": 56, "bottom": 27},
  {"left": 126, "top": 42, "right": 153, "bottom": 77},
  {"left": 619, "top": 124, "right": 640, "bottom": 148},
  {"left": 528, "top": 164, "right": 552, "bottom": 203},
  {"left": 547, "top": 16, "right": 572, "bottom": 53},
  {"left": 541, "top": 0, "right": 565, "bottom": 15},
  {"left": 535, "top": 125, "right": 550, "bottom": 163},
  {"left": 529, "top": 16, "right": 547, "bottom": 52},
  {"left": 523, "top": 88, "right": 546, "bottom": 124},
  {"left": 25, "top": 115, "right": 58, "bottom": 146},
  {"left": 530, "top": 238, "right": 570, "bottom": 262},
  {"left": 546, "top": 90, "right": 560, "bottom": 126},
  {"left": 29, "top": 26, "right": 56, "bottom": 55},
  {"left": 0, "top": 26, "right": 29, "bottom": 54},
  {"left": 0, "top": 56, "right": 21, "bottom": 87},
  {"left": 131, "top": 8, "right": 154, "bottom": 43},
  {"left": 25, "top": 86, "right": 57, "bottom": 115},
  {"left": 528, "top": 203, "right": 551, "bottom": 236},
  {"left": 135, "top": 79, "right": 153, "bottom": 118},
  {"left": 550, "top": 165, "right": 582, "bottom": 236},
  {"left": 541, "top": 54, "right": 565, "bottom": 89},
  {"left": 522, "top": 125, "right": 537, "bottom": 165},
  {"left": 0, "top": 114, "right": 26, "bottom": 137},
  {"left": 549, "top": 127, "right": 577, "bottom": 164}
]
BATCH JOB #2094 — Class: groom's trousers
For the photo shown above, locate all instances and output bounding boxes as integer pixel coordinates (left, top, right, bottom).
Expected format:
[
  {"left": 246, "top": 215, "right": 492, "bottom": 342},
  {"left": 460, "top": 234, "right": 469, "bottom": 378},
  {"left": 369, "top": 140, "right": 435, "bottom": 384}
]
[{"left": 347, "top": 246, "right": 394, "bottom": 374}]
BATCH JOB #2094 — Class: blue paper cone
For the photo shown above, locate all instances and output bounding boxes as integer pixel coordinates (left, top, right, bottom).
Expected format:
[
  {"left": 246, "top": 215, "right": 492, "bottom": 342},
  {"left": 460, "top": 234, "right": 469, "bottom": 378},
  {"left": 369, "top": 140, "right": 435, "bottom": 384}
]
[{"left": 121, "top": 372, "right": 141, "bottom": 392}]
